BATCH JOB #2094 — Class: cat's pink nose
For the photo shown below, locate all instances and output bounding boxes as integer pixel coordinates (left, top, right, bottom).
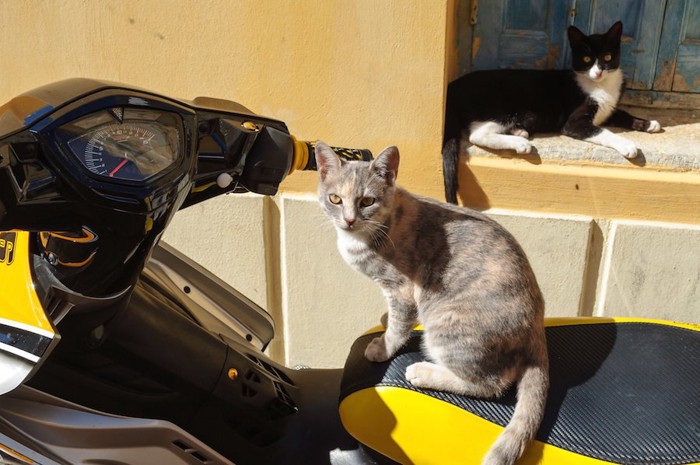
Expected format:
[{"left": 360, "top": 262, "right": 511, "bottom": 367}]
[{"left": 345, "top": 217, "right": 356, "bottom": 226}]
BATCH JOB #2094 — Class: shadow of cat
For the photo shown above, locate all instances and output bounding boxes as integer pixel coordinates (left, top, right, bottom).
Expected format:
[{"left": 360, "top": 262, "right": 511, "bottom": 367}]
[
  {"left": 474, "top": 145, "right": 544, "bottom": 165},
  {"left": 627, "top": 150, "right": 647, "bottom": 167},
  {"left": 535, "top": 322, "right": 617, "bottom": 443},
  {"left": 456, "top": 159, "right": 491, "bottom": 210}
]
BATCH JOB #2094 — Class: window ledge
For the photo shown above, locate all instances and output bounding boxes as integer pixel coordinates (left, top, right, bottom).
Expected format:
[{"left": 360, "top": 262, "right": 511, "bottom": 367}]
[
  {"left": 463, "top": 107, "right": 700, "bottom": 172},
  {"left": 458, "top": 107, "right": 700, "bottom": 225}
]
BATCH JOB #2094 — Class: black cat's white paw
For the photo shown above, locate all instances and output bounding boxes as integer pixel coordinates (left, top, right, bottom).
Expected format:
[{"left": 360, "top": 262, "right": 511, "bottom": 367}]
[
  {"left": 514, "top": 140, "right": 533, "bottom": 154},
  {"left": 647, "top": 120, "right": 662, "bottom": 133},
  {"left": 617, "top": 139, "right": 639, "bottom": 159},
  {"left": 586, "top": 130, "right": 639, "bottom": 159}
]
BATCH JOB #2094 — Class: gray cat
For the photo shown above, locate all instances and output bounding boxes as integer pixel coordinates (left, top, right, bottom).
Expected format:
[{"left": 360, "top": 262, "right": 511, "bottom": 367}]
[{"left": 315, "top": 141, "right": 549, "bottom": 465}]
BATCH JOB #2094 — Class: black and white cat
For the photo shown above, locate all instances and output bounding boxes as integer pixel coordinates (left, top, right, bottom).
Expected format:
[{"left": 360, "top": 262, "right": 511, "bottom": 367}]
[{"left": 442, "top": 21, "right": 661, "bottom": 204}]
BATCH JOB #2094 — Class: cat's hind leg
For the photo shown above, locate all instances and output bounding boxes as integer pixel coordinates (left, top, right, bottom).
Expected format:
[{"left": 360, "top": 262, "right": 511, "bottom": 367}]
[
  {"left": 469, "top": 121, "right": 532, "bottom": 154},
  {"left": 406, "top": 361, "right": 510, "bottom": 398},
  {"left": 605, "top": 108, "right": 662, "bottom": 133}
]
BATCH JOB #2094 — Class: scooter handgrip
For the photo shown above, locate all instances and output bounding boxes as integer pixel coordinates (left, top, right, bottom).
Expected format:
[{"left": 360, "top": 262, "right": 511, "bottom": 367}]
[{"left": 291, "top": 139, "right": 373, "bottom": 172}]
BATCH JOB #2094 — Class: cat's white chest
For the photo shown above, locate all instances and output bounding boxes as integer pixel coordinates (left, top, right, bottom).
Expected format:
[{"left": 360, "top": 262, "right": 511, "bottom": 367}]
[
  {"left": 336, "top": 229, "right": 374, "bottom": 269},
  {"left": 576, "top": 69, "right": 623, "bottom": 126}
]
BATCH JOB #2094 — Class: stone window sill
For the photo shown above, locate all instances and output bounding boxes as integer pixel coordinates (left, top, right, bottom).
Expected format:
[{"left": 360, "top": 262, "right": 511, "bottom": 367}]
[
  {"left": 463, "top": 107, "right": 700, "bottom": 172},
  {"left": 458, "top": 107, "right": 700, "bottom": 225}
]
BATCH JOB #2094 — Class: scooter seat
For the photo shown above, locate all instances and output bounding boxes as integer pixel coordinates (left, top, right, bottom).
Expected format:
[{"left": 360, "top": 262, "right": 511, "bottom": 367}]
[{"left": 339, "top": 318, "right": 700, "bottom": 465}]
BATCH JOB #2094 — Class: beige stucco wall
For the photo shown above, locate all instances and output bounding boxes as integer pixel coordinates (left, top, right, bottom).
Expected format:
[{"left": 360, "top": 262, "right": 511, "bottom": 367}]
[
  {"left": 0, "top": 0, "right": 447, "bottom": 195},
  {"left": 3, "top": 1, "right": 699, "bottom": 369}
]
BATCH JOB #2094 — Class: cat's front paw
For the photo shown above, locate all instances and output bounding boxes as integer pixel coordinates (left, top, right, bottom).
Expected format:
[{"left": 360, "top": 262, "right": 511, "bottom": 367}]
[
  {"left": 405, "top": 362, "right": 425, "bottom": 386},
  {"left": 646, "top": 120, "right": 662, "bottom": 133},
  {"left": 364, "top": 335, "right": 391, "bottom": 362},
  {"left": 406, "top": 362, "right": 436, "bottom": 389},
  {"left": 616, "top": 139, "right": 639, "bottom": 159}
]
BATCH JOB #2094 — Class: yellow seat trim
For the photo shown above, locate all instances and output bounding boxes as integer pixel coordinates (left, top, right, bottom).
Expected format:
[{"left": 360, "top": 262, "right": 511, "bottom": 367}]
[{"left": 340, "top": 385, "right": 699, "bottom": 465}]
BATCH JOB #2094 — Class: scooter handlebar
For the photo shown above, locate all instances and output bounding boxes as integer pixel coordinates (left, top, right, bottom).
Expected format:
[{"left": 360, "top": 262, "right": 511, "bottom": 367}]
[{"left": 290, "top": 139, "right": 373, "bottom": 173}]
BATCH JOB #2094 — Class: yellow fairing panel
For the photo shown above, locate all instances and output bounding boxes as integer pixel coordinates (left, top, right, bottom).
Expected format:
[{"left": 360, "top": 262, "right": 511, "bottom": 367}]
[
  {"left": 0, "top": 231, "right": 53, "bottom": 333},
  {"left": 0, "top": 231, "right": 55, "bottom": 394}
]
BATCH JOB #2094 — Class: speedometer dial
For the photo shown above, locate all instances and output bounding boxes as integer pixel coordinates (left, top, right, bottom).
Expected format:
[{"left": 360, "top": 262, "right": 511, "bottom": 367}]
[
  {"left": 61, "top": 109, "right": 181, "bottom": 182},
  {"left": 77, "top": 123, "right": 174, "bottom": 180}
]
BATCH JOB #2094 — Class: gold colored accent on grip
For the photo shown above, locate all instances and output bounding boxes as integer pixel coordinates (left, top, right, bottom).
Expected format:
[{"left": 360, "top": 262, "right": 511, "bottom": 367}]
[{"left": 289, "top": 135, "right": 310, "bottom": 174}]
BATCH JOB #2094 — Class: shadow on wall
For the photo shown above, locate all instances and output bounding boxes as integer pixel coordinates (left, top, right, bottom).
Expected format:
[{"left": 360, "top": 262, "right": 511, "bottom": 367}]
[{"left": 456, "top": 154, "right": 490, "bottom": 209}]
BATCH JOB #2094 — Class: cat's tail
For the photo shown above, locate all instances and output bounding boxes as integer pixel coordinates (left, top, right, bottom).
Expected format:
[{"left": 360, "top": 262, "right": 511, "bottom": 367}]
[
  {"left": 482, "top": 361, "right": 549, "bottom": 465},
  {"left": 442, "top": 85, "right": 462, "bottom": 204},
  {"left": 442, "top": 135, "right": 460, "bottom": 204}
]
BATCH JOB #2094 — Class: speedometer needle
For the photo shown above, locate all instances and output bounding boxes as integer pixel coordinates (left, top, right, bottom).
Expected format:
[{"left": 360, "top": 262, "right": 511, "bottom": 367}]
[{"left": 109, "top": 158, "right": 129, "bottom": 177}]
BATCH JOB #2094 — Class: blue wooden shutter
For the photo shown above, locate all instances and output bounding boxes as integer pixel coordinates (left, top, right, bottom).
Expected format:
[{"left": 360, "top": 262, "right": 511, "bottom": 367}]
[
  {"left": 655, "top": 0, "right": 700, "bottom": 93},
  {"left": 461, "top": 0, "right": 699, "bottom": 96},
  {"left": 471, "top": 0, "right": 573, "bottom": 70}
]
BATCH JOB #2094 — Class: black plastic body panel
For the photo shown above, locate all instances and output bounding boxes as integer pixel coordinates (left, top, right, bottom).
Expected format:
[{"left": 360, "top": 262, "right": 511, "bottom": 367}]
[{"left": 144, "top": 241, "right": 275, "bottom": 350}]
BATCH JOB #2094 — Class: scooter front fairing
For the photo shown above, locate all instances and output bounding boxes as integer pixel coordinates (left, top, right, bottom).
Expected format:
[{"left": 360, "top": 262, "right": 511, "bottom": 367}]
[{"left": 0, "top": 79, "right": 376, "bottom": 465}]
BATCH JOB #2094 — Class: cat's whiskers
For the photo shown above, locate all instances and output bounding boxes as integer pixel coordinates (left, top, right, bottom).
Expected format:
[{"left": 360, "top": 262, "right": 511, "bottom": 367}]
[{"left": 366, "top": 219, "right": 394, "bottom": 249}]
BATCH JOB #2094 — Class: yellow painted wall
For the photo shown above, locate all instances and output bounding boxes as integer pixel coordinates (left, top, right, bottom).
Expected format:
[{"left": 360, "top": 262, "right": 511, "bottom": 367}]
[{"left": 0, "top": 0, "right": 449, "bottom": 197}]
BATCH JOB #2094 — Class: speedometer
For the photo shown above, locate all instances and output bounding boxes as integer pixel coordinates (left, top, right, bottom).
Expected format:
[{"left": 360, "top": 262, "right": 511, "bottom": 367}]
[{"left": 61, "top": 108, "right": 181, "bottom": 182}]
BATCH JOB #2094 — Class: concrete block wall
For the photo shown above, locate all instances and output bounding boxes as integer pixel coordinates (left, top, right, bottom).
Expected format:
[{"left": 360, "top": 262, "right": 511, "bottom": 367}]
[
  {"left": 163, "top": 193, "right": 700, "bottom": 369},
  {"left": 597, "top": 221, "right": 700, "bottom": 322}
]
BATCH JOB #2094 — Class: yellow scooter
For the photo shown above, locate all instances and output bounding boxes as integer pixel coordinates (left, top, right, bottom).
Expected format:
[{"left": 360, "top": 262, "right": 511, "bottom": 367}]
[{"left": 0, "top": 79, "right": 698, "bottom": 465}]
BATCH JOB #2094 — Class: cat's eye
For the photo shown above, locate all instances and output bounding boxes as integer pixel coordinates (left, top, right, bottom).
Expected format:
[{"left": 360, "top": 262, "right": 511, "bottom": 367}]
[
  {"left": 328, "top": 194, "right": 342, "bottom": 205},
  {"left": 360, "top": 197, "right": 375, "bottom": 207},
  {"left": 603, "top": 54, "right": 612, "bottom": 62},
  {"left": 583, "top": 56, "right": 592, "bottom": 63}
]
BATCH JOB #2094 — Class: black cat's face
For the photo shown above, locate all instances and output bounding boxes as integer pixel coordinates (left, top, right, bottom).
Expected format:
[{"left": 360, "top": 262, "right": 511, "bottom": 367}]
[{"left": 568, "top": 21, "right": 622, "bottom": 82}]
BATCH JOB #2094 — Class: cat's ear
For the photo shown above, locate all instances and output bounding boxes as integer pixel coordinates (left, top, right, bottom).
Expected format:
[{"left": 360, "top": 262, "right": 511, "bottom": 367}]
[
  {"left": 315, "top": 141, "right": 342, "bottom": 181},
  {"left": 606, "top": 21, "right": 623, "bottom": 45},
  {"left": 567, "top": 25, "right": 587, "bottom": 48},
  {"left": 371, "top": 146, "right": 399, "bottom": 186}
]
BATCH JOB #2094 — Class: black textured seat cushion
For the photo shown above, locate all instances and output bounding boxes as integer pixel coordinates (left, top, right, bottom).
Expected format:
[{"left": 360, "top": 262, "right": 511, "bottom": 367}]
[{"left": 341, "top": 322, "right": 700, "bottom": 465}]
